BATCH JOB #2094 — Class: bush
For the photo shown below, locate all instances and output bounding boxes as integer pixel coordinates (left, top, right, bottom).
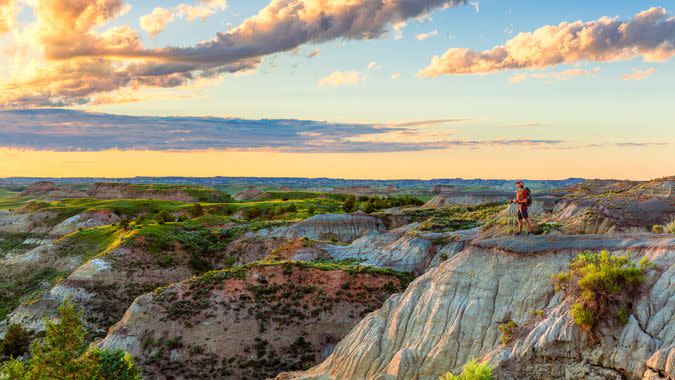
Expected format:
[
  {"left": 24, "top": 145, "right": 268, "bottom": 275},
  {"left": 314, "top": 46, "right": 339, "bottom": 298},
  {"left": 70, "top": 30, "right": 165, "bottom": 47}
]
[
  {"left": 551, "top": 250, "right": 652, "bottom": 332},
  {"left": 652, "top": 224, "right": 665, "bottom": 234},
  {"left": 0, "top": 298, "right": 140, "bottom": 379},
  {"left": 155, "top": 210, "right": 174, "bottom": 224},
  {"left": 0, "top": 324, "right": 31, "bottom": 359},
  {"left": 665, "top": 220, "right": 675, "bottom": 234},
  {"left": 342, "top": 195, "right": 356, "bottom": 212},
  {"left": 91, "top": 348, "right": 142, "bottom": 380},
  {"left": 498, "top": 320, "right": 518, "bottom": 345},
  {"left": 439, "top": 359, "right": 494, "bottom": 380},
  {"left": 362, "top": 202, "right": 375, "bottom": 214},
  {"left": 190, "top": 203, "right": 205, "bottom": 219}
]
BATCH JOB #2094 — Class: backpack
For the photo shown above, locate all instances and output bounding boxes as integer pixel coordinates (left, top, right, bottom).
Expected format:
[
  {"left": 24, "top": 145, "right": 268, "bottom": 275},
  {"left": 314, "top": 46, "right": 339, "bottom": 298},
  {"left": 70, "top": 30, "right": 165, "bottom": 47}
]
[{"left": 524, "top": 187, "right": 532, "bottom": 206}]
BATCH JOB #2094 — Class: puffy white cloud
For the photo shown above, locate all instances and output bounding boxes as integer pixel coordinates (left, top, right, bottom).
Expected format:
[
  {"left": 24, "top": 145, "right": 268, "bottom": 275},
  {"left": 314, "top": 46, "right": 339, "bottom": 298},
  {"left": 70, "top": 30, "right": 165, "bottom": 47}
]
[
  {"left": 419, "top": 7, "right": 675, "bottom": 77},
  {"left": 318, "top": 71, "right": 365, "bottom": 87}
]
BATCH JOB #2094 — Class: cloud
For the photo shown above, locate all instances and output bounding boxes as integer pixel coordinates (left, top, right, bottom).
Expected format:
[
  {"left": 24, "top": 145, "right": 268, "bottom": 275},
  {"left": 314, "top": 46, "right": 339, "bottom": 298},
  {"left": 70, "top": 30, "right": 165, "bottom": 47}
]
[
  {"left": 307, "top": 49, "right": 321, "bottom": 59},
  {"left": 368, "top": 61, "right": 378, "bottom": 71},
  {"left": 391, "top": 72, "right": 401, "bottom": 79},
  {"left": 509, "top": 68, "right": 600, "bottom": 83},
  {"left": 318, "top": 71, "right": 365, "bottom": 87},
  {"left": 1, "top": 0, "right": 467, "bottom": 108},
  {"left": 0, "top": 0, "right": 15, "bottom": 34},
  {"left": 469, "top": 1, "right": 479, "bottom": 13},
  {"left": 139, "top": 0, "right": 227, "bottom": 37},
  {"left": 416, "top": 30, "right": 438, "bottom": 40},
  {"left": 503, "top": 122, "right": 543, "bottom": 128},
  {"left": 622, "top": 67, "right": 655, "bottom": 81},
  {"left": 615, "top": 142, "right": 668, "bottom": 147},
  {"left": 419, "top": 7, "right": 675, "bottom": 77},
  {"left": 0, "top": 109, "right": 565, "bottom": 153}
]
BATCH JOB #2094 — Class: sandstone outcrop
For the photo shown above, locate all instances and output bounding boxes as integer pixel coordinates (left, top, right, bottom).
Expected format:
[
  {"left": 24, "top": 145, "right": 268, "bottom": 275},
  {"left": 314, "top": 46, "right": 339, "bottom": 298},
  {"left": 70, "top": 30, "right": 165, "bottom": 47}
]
[
  {"left": 423, "top": 192, "right": 512, "bottom": 208},
  {"left": 278, "top": 234, "right": 674, "bottom": 380},
  {"left": 234, "top": 186, "right": 264, "bottom": 201}
]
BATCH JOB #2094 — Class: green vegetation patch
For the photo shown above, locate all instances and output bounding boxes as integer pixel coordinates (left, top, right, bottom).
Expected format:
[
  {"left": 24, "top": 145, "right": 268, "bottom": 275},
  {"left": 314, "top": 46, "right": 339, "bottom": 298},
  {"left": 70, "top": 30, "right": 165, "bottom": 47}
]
[
  {"left": 0, "top": 233, "right": 40, "bottom": 257},
  {"left": 406, "top": 202, "right": 506, "bottom": 233},
  {"left": 551, "top": 250, "right": 653, "bottom": 333},
  {"left": 126, "top": 221, "right": 241, "bottom": 272},
  {"left": 439, "top": 359, "right": 494, "bottom": 380},
  {"left": 56, "top": 226, "right": 127, "bottom": 261},
  {"left": 0, "top": 267, "right": 69, "bottom": 322}
]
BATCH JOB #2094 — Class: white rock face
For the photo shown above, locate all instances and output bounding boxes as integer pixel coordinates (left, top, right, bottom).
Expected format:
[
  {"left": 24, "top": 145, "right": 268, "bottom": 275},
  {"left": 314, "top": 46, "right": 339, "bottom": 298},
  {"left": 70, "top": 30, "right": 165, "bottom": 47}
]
[
  {"left": 255, "top": 214, "right": 386, "bottom": 243},
  {"left": 278, "top": 234, "right": 675, "bottom": 380},
  {"left": 323, "top": 224, "right": 434, "bottom": 273}
]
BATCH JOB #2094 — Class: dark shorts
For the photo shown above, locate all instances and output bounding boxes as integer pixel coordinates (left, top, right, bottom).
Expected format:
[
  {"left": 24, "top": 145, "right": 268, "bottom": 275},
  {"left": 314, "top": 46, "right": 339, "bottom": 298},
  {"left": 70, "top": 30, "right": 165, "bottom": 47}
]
[{"left": 518, "top": 207, "right": 529, "bottom": 220}]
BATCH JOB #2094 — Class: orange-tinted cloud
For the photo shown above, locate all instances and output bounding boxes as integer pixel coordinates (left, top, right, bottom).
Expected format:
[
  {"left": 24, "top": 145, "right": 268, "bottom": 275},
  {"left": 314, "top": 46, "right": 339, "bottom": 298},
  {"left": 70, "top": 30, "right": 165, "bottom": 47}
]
[
  {"left": 140, "top": 0, "right": 227, "bottom": 37},
  {"left": 1, "top": 0, "right": 467, "bottom": 108},
  {"left": 419, "top": 7, "right": 675, "bottom": 77},
  {"left": 0, "top": 0, "right": 15, "bottom": 34}
]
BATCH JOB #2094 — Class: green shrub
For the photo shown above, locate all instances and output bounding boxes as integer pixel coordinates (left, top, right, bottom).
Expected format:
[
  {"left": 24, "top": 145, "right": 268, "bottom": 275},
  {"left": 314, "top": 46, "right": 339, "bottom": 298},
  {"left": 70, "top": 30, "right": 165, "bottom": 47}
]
[
  {"left": 439, "top": 359, "right": 494, "bottom": 380},
  {"left": 0, "top": 324, "right": 31, "bottom": 359},
  {"left": 665, "top": 220, "right": 675, "bottom": 234},
  {"left": 342, "top": 196, "right": 356, "bottom": 212},
  {"left": 652, "top": 224, "right": 665, "bottom": 234},
  {"left": 190, "top": 203, "right": 205, "bottom": 219},
  {"left": 155, "top": 210, "right": 174, "bottom": 224},
  {"left": 91, "top": 348, "right": 142, "bottom": 380},
  {"left": 551, "top": 250, "right": 652, "bottom": 332},
  {"left": 498, "top": 320, "right": 518, "bottom": 345}
]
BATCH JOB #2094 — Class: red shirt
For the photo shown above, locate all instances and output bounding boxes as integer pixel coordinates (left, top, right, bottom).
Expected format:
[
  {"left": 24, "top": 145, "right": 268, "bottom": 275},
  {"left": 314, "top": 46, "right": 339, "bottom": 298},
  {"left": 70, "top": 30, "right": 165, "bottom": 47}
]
[{"left": 516, "top": 189, "right": 528, "bottom": 209}]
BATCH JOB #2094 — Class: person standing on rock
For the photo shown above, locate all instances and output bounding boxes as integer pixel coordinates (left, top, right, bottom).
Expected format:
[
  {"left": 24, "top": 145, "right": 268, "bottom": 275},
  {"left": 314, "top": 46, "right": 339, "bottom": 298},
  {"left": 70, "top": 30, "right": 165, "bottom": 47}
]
[{"left": 512, "top": 180, "right": 532, "bottom": 235}]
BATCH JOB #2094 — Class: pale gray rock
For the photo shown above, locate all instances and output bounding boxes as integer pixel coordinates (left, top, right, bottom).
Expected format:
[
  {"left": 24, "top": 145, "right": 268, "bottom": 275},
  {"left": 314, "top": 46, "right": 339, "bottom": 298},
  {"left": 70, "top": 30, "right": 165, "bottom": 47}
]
[
  {"left": 278, "top": 234, "right": 674, "bottom": 380},
  {"left": 254, "top": 214, "right": 386, "bottom": 243}
]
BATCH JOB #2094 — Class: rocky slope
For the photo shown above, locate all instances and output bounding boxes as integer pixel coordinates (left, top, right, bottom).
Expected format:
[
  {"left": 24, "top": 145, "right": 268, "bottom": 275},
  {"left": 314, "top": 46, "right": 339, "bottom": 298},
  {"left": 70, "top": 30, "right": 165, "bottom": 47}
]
[
  {"left": 545, "top": 177, "right": 674, "bottom": 234},
  {"left": 278, "top": 234, "right": 674, "bottom": 380},
  {"left": 254, "top": 214, "right": 386, "bottom": 244},
  {"left": 97, "top": 263, "right": 411, "bottom": 380}
]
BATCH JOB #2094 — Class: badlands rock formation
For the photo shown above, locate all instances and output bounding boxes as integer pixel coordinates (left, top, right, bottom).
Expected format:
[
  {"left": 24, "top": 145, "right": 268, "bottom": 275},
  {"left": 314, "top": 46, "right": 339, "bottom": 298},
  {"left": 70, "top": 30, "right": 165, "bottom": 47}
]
[
  {"left": 254, "top": 214, "right": 386, "bottom": 244},
  {"left": 546, "top": 177, "right": 674, "bottom": 234},
  {"left": 279, "top": 234, "right": 674, "bottom": 380},
  {"left": 98, "top": 263, "right": 410, "bottom": 380}
]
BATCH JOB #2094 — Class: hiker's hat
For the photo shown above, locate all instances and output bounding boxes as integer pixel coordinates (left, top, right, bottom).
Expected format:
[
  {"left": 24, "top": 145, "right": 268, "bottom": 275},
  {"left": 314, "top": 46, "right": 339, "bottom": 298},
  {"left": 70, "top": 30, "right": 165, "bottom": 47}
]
[{"left": 515, "top": 180, "right": 522, "bottom": 184}]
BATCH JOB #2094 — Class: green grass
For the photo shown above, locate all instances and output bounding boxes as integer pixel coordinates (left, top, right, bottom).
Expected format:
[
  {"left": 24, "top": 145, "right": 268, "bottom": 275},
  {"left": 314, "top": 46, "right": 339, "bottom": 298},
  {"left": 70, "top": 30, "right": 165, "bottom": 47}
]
[
  {"left": 55, "top": 226, "right": 128, "bottom": 261},
  {"left": 0, "top": 190, "right": 29, "bottom": 211},
  {"left": 0, "top": 233, "right": 40, "bottom": 257},
  {"left": 0, "top": 267, "right": 68, "bottom": 320}
]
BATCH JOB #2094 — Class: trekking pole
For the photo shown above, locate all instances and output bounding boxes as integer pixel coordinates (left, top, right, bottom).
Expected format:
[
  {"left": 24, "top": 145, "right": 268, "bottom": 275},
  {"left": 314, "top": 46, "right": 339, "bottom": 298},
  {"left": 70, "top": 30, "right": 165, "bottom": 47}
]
[{"left": 511, "top": 203, "right": 517, "bottom": 236}]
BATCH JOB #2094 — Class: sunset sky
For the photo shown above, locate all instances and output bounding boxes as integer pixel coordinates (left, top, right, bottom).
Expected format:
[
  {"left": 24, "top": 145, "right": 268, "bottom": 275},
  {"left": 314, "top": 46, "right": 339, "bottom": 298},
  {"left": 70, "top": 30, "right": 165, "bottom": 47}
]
[{"left": 0, "top": 0, "right": 673, "bottom": 179}]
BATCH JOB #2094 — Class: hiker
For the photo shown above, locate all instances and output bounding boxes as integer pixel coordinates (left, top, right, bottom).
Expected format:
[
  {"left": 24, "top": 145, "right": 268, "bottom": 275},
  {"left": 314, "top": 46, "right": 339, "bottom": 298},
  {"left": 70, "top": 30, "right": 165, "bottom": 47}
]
[{"left": 511, "top": 180, "right": 532, "bottom": 235}]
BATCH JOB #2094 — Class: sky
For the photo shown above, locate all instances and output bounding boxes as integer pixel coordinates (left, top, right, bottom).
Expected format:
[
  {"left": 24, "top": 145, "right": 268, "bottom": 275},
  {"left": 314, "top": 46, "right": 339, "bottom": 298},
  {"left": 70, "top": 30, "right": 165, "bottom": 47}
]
[{"left": 0, "top": 0, "right": 673, "bottom": 180}]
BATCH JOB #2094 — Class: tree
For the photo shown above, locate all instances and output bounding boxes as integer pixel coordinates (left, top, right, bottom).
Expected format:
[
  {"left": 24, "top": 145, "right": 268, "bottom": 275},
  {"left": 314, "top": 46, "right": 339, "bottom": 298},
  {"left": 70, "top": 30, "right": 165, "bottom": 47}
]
[
  {"left": 362, "top": 202, "right": 376, "bottom": 214},
  {"left": 190, "top": 203, "right": 205, "bottom": 219},
  {"left": 0, "top": 324, "right": 31, "bottom": 359},
  {"left": 342, "top": 195, "right": 356, "bottom": 212},
  {"left": 0, "top": 299, "right": 141, "bottom": 380}
]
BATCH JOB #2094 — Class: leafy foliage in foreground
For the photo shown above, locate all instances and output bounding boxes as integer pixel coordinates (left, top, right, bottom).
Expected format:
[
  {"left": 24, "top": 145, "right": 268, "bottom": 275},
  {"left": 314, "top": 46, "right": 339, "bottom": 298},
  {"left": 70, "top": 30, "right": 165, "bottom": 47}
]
[
  {"left": 0, "top": 299, "right": 140, "bottom": 380},
  {"left": 439, "top": 359, "right": 494, "bottom": 380},
  {"left": 551, "top": 250, "right": 652, "bottom": 332}
]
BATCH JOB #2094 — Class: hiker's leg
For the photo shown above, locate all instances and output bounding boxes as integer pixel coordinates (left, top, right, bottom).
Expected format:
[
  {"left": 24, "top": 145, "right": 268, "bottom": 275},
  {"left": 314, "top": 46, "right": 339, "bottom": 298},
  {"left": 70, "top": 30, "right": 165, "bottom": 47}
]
[
  {"left": 517, "top": 217, "right": 523, "bottom": 233},
  {"left": 525, "top": 218, "right": 532, "bottom": 233}
]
